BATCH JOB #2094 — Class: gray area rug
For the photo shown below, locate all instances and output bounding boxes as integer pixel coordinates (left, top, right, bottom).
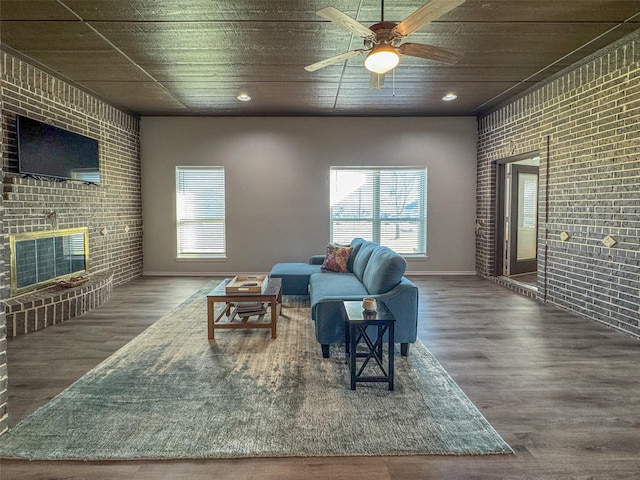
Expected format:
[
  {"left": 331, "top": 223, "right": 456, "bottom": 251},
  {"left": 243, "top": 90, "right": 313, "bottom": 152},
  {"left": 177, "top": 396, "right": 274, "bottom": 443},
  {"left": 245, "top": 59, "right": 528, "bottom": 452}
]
[{"left": 0, "top": 281, "right": 512, "bottom": 460}]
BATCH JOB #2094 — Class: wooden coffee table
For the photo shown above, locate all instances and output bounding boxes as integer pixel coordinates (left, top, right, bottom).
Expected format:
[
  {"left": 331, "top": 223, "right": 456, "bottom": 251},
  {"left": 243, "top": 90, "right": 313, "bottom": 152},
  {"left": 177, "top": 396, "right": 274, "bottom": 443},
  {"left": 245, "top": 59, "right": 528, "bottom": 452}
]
[{"left": 206, "top": 277, "right": 282, "bottom": 340}]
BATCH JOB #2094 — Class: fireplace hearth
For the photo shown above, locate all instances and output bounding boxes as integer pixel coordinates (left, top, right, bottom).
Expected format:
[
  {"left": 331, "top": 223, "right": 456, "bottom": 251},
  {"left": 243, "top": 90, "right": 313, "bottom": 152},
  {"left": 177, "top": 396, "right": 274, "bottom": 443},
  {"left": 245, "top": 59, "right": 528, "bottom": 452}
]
[{"left": 5, "top": 271, "right": 113, "bottom": 337}]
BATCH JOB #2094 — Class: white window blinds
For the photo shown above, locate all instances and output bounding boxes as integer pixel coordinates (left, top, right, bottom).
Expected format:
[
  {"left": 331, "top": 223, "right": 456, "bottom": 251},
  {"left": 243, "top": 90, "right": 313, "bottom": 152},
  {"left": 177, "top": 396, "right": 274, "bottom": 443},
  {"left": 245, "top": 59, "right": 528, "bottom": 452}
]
[
  {"left": 176, "top": 167, "right": 226, "bottom": 257},
  {"left": 330, "top": 167, "right": 427, "bottom": 256}
]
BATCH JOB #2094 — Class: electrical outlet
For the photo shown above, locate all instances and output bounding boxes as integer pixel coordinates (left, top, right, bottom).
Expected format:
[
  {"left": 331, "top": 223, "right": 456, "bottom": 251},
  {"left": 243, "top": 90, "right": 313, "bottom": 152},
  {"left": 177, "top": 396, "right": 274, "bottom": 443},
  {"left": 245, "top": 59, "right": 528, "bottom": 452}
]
[{"left": 602, "top": 235, "right": 617, "bottom": 248}]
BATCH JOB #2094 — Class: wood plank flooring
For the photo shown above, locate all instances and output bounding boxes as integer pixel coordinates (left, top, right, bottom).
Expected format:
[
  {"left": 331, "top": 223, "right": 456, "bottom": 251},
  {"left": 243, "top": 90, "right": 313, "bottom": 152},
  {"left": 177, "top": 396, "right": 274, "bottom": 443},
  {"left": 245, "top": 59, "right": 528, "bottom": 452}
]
[{"left": 2, "top": 275, "right": 640, "bottom": 479}]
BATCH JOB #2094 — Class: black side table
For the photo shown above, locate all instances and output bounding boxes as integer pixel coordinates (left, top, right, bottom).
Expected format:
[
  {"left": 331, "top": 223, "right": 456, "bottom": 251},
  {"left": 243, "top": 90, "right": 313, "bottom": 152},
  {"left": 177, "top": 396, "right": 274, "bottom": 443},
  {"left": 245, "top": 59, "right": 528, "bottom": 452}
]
[{"left": 343, "top": 300, "right": 396, "bottom": 391}]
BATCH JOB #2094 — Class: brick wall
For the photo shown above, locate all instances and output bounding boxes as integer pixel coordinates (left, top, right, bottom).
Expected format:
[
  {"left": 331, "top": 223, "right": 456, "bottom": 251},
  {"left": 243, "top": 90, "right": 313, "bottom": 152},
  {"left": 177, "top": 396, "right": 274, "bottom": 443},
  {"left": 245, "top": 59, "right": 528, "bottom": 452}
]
[
  {"left": 1, "top": 52, "right": 143, "bottom": 287},
  {"left": 476, "top": 31, "right": 640, "bottom": 339}
]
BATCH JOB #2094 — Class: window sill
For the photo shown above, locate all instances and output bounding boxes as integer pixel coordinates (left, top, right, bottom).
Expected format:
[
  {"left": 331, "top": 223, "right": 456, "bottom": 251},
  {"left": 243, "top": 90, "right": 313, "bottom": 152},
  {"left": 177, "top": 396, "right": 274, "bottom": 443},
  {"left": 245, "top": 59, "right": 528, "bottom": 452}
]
[
  {"left": 404, "top": 255, "right": 429, "bottom": 261},
  {"left": 176, "top": 256, "right": 228, "bottom": 262}
]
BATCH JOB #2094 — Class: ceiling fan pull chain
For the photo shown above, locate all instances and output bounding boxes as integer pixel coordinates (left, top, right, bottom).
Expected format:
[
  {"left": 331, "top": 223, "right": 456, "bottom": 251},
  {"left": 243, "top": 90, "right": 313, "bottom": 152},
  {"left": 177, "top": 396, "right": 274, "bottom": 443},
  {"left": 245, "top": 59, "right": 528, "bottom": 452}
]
[{"left": 392, "top": 68, "right": 396, "bottom": 96}]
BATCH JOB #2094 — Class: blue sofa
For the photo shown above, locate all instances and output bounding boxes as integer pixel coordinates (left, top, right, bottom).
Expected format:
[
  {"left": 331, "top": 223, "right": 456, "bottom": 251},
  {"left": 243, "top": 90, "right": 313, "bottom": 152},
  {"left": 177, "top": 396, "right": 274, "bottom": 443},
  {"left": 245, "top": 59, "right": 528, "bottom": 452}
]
[{"left": 270, "top": 238, "right": 418, "bottom": 358}]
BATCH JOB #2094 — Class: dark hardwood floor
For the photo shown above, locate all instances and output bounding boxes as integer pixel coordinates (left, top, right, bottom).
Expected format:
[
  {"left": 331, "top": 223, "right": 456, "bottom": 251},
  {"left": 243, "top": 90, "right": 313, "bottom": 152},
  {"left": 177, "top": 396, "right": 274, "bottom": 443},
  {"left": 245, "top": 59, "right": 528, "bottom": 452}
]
[{"left": 2, "top": 275, "right": 639, "bottom": 479}]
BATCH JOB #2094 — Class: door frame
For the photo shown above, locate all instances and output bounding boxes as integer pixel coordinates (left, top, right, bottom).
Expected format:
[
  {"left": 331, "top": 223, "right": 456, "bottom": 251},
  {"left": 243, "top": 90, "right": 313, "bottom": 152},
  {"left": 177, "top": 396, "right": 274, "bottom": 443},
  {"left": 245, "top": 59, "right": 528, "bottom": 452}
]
[{"left": 494, "top": 151, "right": 540, "bottom": 277}]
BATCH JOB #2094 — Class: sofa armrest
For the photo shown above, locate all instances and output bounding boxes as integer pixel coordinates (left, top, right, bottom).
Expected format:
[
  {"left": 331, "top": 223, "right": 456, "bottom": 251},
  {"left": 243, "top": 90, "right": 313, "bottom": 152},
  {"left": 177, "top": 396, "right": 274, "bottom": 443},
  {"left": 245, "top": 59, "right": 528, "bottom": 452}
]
[
  {"left": 310, "top": 277, "right": 418, "bottom": 344},
  {"left": 309, "top": 255, "right": 325, "bottom": 265}
]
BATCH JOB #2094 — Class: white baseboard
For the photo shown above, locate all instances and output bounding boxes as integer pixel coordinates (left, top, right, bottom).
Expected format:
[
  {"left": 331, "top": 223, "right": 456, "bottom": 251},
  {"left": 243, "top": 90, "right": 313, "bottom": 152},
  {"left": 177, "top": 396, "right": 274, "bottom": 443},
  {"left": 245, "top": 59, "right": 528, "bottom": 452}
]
[
  {"left": 144, "top": 270, "right": 477, "bottom": 277},
  {"left": 405, "top": 271, "right": 477, "bottom": 276},
  {"left": 142, "top": 271, "right": 270, "bottom": 277}
]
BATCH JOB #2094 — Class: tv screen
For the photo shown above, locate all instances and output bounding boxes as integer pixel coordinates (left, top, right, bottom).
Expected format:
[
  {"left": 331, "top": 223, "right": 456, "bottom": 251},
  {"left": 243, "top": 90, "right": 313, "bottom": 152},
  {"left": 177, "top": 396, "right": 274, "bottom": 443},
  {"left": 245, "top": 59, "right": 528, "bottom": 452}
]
[{"left": 17, "top": 115, "right": 100, "bottom": 183}]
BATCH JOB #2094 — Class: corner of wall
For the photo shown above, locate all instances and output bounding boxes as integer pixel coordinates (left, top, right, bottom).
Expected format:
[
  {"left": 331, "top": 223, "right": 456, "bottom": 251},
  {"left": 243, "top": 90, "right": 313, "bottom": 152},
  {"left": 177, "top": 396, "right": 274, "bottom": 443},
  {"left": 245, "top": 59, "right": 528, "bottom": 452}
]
[{"left": 0, "top": 45, "right": 8, "bottom": 435}]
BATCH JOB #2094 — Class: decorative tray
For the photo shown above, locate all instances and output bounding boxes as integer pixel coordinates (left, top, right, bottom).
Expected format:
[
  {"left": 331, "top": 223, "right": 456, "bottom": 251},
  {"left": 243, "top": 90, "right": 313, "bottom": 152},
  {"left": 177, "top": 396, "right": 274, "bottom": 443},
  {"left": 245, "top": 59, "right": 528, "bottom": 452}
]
[{"left": 225, "top": 275, "right": 268, "bottom": 294}]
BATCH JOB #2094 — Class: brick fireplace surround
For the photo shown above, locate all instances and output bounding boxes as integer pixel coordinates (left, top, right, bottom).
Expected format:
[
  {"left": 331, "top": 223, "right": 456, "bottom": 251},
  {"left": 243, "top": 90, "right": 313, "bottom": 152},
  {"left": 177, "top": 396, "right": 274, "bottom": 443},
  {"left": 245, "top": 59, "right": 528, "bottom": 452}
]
[{"left": 4, "top": 271, "right": 113, "bottom": 337}]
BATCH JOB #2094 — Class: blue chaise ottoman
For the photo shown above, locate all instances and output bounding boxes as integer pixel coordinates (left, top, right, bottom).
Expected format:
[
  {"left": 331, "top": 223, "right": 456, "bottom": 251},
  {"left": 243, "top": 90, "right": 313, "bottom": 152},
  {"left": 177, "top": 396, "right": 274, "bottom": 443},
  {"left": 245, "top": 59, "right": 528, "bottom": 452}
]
[{"left": 270, "top": 263, "right": 320, "bottom": 295}]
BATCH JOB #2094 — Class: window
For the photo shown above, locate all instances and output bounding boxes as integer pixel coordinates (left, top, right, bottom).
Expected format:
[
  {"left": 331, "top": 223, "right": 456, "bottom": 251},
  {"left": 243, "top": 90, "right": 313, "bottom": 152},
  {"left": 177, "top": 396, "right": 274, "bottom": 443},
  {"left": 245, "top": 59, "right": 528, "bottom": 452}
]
[
  {"left": 176, "top": 167, "right": 226, "bottom": 258},
  {"left": 330, "top": 167, "right": 427, "bottom": 256}
]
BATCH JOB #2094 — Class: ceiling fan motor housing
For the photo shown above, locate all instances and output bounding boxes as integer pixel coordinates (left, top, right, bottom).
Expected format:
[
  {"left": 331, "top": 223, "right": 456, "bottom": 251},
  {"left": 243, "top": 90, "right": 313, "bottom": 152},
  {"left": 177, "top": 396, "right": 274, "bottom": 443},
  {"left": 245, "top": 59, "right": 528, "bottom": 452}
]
[{"left": 365, "top": 22, "right": 402, "bottom": 49}]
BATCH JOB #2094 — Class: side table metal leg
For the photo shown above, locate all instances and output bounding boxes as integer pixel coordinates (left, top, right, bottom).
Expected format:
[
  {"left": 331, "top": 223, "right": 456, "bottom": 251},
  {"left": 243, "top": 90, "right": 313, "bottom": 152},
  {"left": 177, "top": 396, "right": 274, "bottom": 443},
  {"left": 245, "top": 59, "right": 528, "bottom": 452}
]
[
  {"left": 388, "top": 321, "right": 395, "bottom": 391},
  {"left": 345, "top": 322, "right": 350, "bottom": 364},
  {"left": 350, "top": 324, "right": 357, "bottom": 390}
]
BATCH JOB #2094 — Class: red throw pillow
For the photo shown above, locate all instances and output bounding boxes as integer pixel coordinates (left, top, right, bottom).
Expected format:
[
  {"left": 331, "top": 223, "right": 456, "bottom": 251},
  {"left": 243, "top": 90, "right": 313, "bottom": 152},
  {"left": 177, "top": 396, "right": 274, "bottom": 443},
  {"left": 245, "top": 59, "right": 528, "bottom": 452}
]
[{"left": 321, "top": 244, "right": 352, "bottom": 273}]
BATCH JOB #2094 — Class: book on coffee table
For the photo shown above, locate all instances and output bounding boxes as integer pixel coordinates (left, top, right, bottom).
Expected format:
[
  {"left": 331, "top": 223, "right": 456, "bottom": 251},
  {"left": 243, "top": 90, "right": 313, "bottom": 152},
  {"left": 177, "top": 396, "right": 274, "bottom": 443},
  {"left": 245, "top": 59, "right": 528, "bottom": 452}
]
[{"left": 235, "top": 302, "right": 267, "bottom": 316}]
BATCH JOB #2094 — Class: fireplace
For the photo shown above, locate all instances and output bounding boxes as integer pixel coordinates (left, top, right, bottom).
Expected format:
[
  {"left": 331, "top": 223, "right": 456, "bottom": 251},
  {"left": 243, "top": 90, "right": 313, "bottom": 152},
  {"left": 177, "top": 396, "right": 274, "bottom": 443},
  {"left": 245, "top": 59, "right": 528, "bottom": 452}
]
[
  {"left": 6, "top": 228, "right": 113, "bottom": 337},
  {"left": 10, "top": 228, "right": 88, "bottom": 295}
]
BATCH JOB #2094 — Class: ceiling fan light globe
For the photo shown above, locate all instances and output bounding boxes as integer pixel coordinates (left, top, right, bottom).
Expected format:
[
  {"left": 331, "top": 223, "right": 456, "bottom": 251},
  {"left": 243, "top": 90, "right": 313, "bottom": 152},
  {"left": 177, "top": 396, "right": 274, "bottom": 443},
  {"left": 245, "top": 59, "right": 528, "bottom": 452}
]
[{"left": 364, "top": 47, "right": 399, "bottom": 74}]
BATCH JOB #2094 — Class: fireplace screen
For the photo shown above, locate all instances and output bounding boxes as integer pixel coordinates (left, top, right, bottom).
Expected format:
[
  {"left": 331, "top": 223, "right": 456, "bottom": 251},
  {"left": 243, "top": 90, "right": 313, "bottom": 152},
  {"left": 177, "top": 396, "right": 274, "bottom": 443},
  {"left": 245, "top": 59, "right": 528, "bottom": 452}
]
[{"left": 10, "top": 227, "right": 89, "bottom": 293}]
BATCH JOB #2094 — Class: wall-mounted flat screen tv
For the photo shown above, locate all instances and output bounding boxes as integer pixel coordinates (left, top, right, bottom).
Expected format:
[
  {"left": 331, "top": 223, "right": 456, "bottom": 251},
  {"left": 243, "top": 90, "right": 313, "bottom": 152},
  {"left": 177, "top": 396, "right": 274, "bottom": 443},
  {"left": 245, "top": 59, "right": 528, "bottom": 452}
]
[{"left": 17, "top": 115, "right": 100, "bottom": 183}]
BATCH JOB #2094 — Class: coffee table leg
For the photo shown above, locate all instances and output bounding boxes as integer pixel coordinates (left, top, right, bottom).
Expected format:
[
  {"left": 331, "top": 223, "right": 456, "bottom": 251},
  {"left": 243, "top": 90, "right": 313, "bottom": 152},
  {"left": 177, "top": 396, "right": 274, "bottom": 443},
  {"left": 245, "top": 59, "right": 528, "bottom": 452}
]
[
  {"left": 270, "top": 298, "right": 277, "bottom": 339},
  {"left": 208, "top": 299, "right": 215, "bottom": 340}
]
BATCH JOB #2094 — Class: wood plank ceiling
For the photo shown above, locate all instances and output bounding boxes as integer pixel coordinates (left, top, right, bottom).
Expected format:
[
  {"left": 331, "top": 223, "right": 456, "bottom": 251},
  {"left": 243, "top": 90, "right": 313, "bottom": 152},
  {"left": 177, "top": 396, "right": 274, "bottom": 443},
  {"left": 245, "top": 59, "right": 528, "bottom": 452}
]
[{"left": 1, "top": 0, "right": 639, "bottom": 116}]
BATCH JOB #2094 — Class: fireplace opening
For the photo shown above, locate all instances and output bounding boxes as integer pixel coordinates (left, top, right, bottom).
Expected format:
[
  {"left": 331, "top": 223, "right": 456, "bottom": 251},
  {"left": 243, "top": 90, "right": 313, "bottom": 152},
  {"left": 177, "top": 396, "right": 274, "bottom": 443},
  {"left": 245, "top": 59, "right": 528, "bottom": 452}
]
[{"left": 10, "top": 227, "right": 89, "bottom": 295}]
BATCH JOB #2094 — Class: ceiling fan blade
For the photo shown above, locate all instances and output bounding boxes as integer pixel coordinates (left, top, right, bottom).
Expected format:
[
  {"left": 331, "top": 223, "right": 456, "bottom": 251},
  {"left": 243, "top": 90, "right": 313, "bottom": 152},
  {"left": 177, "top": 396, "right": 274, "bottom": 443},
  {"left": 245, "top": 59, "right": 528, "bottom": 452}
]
[
  {"left": 398, "top": 43, "right": 462, "bottom": 65},
  {"left": 369, "top": 72, "right": 386, "bottom": 90},
  {"left": 393, "top": 0, "right": 466, "bottom": 37},
  {"left": 316, "top": 7, "right": 376, "bottom": 39},
  {"left": 304, "top": 50, "right": 367, "bottom": 72}
]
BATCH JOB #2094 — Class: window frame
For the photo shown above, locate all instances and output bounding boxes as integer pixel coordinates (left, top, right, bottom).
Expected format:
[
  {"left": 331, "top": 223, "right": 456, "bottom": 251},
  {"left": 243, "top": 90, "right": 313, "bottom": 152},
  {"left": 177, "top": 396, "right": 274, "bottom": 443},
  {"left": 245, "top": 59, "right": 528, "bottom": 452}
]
[
  {"left": 175, "top": 166, "right": 227, "bottom": 259},
  {"left": 329, "top": 166, "right": 428, "bottom": 257}
]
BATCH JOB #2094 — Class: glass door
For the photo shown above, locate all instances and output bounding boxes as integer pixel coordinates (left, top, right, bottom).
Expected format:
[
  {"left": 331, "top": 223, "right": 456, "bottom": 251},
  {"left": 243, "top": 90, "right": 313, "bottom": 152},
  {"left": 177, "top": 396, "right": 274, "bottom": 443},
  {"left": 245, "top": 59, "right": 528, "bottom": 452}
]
[{"left": 509, "top": 165, "right": 539, "bottom": 275}]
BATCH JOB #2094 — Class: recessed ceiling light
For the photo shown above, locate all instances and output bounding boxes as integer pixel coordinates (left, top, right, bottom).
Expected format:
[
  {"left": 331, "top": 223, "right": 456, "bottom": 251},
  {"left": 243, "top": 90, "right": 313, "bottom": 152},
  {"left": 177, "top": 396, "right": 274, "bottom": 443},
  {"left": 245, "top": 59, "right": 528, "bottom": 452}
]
[
  {"left": 236, "top": 93, "right": 251, "bottom": 102},
  {"left": 442, "top": 93, "right": 457, "bottom": 102}
]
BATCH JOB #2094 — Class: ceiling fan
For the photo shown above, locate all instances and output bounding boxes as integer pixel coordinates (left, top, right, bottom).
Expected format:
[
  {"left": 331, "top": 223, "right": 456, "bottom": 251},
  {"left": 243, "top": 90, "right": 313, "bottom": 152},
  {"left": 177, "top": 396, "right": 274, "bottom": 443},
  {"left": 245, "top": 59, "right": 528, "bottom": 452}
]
[{"left": 304, "top": 0, "right": 465, "bottom": 88}]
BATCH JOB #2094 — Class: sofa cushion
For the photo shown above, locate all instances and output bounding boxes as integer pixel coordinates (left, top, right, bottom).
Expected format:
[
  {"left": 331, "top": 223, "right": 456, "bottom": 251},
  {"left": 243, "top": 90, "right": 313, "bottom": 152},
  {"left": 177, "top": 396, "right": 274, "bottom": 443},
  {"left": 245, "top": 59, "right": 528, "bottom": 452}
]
[
  {"left": 321, "top": 244, "right": 352, "bottom": 273},
  {"left": 347, "top": 238, "right": 366, "bottom": 272},
  {"left": 309, "top": 271, "right": 369, "bottom": 308},
  {"left": 351, "top": 240, "right": 377, "bottom": 281},
  {"left": 362, "top": 247, "right": 407, "bottom": 294}
]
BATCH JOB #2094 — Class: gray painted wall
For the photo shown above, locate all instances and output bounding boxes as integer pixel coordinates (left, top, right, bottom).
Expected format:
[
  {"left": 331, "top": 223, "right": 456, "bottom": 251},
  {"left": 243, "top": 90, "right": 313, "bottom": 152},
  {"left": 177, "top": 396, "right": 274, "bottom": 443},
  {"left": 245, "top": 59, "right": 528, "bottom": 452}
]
[{"left": 141, "top": 116, "right": 477, "bottom": 275}]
